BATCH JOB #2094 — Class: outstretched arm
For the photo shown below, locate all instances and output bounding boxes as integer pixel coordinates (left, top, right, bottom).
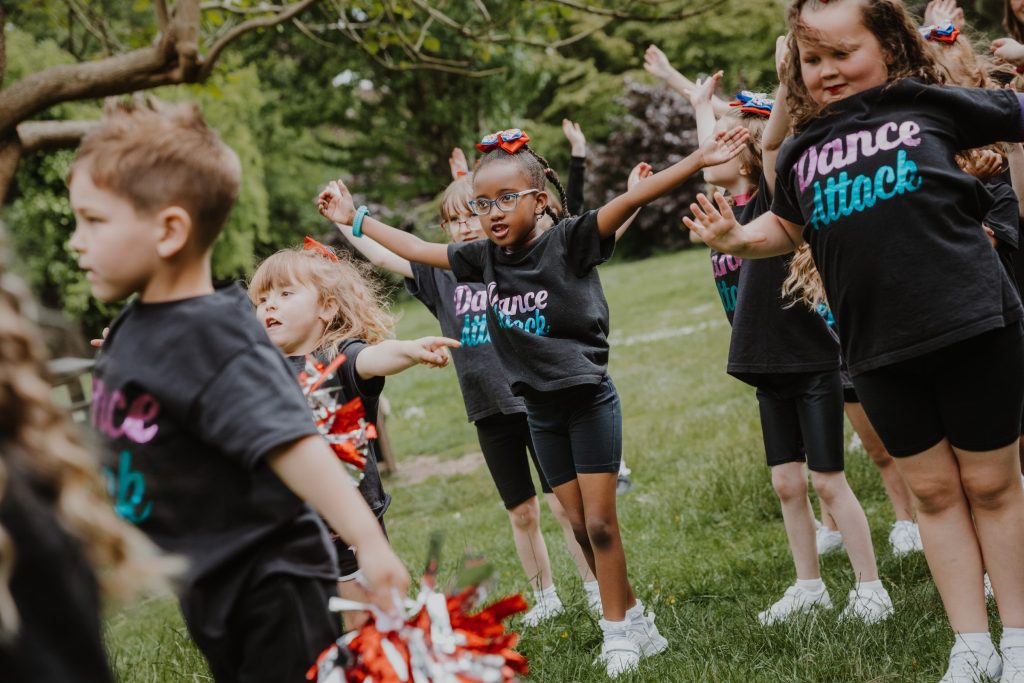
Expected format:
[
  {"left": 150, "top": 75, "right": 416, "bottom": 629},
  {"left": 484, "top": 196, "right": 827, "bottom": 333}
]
[
  {"left": 596, "top": 126, "right": 749, "bottom": 239},
  {"left": 687, "top": 70, "right": 722, "bottom": 145},
  {"left": 336, "top": 222, "right": 414, "bottom": 279},
  {"left": 644, "top": 44, "right": 732, "bottom": 117},
  {"left": 614, "top": 162, "right": 653, "bottom": 241},
  {"left": 683, "top": 191, "right": 803, "bottom": 258},
  {"left": 355, "top": 337, "right": 460, "bottom": 380},
  {"left": 318, "top": 180, "right": 451, "bottom": 270}
]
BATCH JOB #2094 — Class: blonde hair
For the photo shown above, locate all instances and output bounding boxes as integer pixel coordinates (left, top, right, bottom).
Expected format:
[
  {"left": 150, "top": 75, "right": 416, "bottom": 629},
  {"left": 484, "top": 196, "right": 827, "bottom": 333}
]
[
  {"left": 69, "top": 97, "right": 241, "bottom": 250},
  {"left": 922, "top": 30, "right": 986, "bottom": 88},
  {"left": 781, "top": 243, "right": 828, "bottom": 311},
  {"left": 248, "top": 245, "right": 395, "bottom": 358},
  {"left": 440, "top": 175, "right": 475, "bottom": 223},
  {"left": 0, "top": 224, "right": 176, "bottom": 638},
  {"left": 719, "top": 110, "right": 770, "bottom": 183}
]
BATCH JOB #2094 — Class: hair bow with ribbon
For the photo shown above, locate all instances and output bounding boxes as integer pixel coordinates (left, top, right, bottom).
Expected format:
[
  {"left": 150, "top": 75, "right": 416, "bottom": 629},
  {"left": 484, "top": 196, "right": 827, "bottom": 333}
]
[
  {"left": 303, "top": 236, "right": 340, "bottom": 263},
  {"left": 730, "top": 91, "right": 774, "bottom": 118},
  {"left": 919, "top": 23, "right": 959, "bottom": 43},
  {"left": 475, "top": 128, "right": 530, "bottom": 154}
]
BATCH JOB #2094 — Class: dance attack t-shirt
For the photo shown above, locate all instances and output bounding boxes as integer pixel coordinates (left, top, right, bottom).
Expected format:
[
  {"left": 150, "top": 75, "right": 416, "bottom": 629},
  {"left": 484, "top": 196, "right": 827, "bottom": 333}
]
[
  {"left": 91, "top": 285, "right": 336, "bottom": 641},
  {"left": 448, "top": 209, "right": 614, "bottom": 394},
  {"left": 773, "top": 80, "right": 1024, "bottom": 375},
  {"left": 405, "top": 264, "right": 525, "bottom": 420}
]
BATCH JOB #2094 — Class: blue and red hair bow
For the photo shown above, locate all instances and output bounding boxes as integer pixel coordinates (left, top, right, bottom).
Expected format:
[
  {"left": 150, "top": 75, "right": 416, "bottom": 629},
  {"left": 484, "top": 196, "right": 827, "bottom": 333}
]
[
  {"left": 919, "top": 23, "right": 959, "bottom": 43},
  {"left": 729, "top": 91, "right": 774, "bottom": 118},
  {"left": 476, "top": 128, "right": 530, "bottom": 154}
]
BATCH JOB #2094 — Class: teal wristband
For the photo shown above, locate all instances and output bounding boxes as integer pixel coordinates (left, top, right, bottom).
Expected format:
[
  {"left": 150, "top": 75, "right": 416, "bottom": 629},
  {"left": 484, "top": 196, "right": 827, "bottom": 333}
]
[{"left": 352, "top": 205, "right": 370, "bottom": 238}]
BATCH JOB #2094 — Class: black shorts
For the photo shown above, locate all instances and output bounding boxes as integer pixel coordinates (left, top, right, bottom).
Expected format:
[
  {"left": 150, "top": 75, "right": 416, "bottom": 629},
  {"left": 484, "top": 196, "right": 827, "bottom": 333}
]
[
  {"left": 852, "top": 322, "right": 1024, "bottom": 457},
  {"left": 753, "top": 370, "right": 845, "bottom": 472},
  {"left": 191, "top": 574, "right": 340, "bottom": 683},
  {"left": 523, "top": 376, "right": 622, "bottom": 488},
  {"left": 475, "top": 411, "right": 552, "bottom": 510}
]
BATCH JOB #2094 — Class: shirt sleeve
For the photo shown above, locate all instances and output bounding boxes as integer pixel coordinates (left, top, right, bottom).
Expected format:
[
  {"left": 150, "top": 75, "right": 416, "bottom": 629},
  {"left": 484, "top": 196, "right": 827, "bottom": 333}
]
[
  {"left": 566, "top": 156, "right": 586, "bottom": 216},
  {"left": 770, "top": 139, "right": 807, "bottom": 226},
  {"left": 193, "top": 343, "right": 318, "bottom": 470},
  {"left": 448, "top": 241, "right": 487, "bottom": 283},
  {"left": 929, "top": 85, "right": 1024, "bottom": 150},
  {"left": 337, "top": 339, "right": 385, "bottom": 400},
  {"left": 561, "top": 209, "right": 614, "bottom": 277},
  {"left": 984, "top": 181, "right": 1021, "bottom": 250},
  {"left": 404, "top": 262, "right": 441, "bottom": 316}
]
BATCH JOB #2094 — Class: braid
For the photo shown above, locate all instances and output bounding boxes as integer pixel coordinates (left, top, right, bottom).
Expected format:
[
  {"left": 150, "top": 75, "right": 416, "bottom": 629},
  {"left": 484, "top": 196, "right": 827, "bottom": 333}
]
[
  {"left": 526, "top": 147, "right": 570, "bottom": 220},
  {"left": 477, "top": 142, "right": 571, "bottom": 224}
]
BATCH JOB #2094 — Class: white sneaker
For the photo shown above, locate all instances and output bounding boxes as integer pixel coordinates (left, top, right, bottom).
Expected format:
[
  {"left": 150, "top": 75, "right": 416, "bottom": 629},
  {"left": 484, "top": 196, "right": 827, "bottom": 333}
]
[
  {"left": 889, "top": 520, "right": 924, "bottom": 556},
  {"left": 939, "top": 640, "right": 1001, "bottom": 682},
  {"left": 815, "top": 520, "right": 844, "bottom": 556},
  {"left": 628, "top": 608, "right": 669, "bottom": 657},
  {"left": 758, "top": 583, "right": 832, "bottom": 625},
  {"left": 839, "top": 587, "right": 894, "bottom": 624},
  {"left": 521, "top": 594, "right": 564, "bottom": 627},
  {"left": 586, "top": 590, "right": 603, "bottom": 615},
  {"left": 596, "top": 636, "right": 641, "bottom": 677},
  {"left": 1000, "top": 639, "right": 1024, "bottom": 682}
]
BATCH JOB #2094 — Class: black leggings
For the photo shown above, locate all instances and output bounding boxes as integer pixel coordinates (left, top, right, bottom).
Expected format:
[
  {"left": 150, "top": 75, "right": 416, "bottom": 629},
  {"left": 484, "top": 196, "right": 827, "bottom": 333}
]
[
  {"left": 475, "top": 411, "right": 552, "bottom": 510},
  {"left": 753, "top": 370, "right": 846, "bottom": 472}
]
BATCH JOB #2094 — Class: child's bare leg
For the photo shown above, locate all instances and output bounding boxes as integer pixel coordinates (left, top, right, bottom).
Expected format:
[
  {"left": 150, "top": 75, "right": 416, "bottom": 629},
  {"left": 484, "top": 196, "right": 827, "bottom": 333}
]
[
  {"left": 771, "top": 462, "right": 820, "bottom": 579},
  {"left": 846, "top": 402, "right": 914, "bottom": 521},
  {"left": 574, "top": 472, "right": 636, "bottom": 621},
  {"left": 506, "top": 495, "right": 554, "bottom": 591},
  {"left": 544, "top": 491, "right": 596, "bottom": 583},
  {"left": 819, "top": 498, "right": 838, "bottom": 530},
  {"left": 549, "top": 478, "right": 597, "bottom": 577},
  {"left": 810, "top": 470, "right": 878, "bottom": 581}
]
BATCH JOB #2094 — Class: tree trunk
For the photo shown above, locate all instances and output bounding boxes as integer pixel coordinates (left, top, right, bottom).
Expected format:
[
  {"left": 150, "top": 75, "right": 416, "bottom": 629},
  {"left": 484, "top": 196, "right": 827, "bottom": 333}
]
[{"left": 0, "top": 135, "right": 22, "bottom": 207}]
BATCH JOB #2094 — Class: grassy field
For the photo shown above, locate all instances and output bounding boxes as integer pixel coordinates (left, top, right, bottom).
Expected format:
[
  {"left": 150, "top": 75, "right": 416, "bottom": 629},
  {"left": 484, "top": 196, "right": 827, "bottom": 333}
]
[{"left": 106, "top": 248, "right": 975, "bottom": 682}]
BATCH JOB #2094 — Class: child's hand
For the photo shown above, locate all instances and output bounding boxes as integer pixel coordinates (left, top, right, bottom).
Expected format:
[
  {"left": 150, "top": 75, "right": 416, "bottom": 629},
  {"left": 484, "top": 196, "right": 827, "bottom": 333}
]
[
  {"left": 626, "top": 162, "right": 653, "bottom": 190},
  {"left": 992, "top": 38, "right": 1024, "bottom": 66},
  {"left": 688, "top": 70, "right": 722, "bottom": 109},
  {"left": 683, "top": 192, "right": 762, "bottom": 252},
  {"left": 962, "top": 149, "right": 1005, "bottom": 180},
  {"left": 449, "top": 147, "right": 470, "bottom": 180},
  {"left": 925, "top": 0, "right": 963, "bottom": 26},
  {"left": 317, "top": 180, "right": 356, "bottom": 225},
  {"left": 358, "top": 539, "right": 411, "bottom": 619},
  {"left": 698, "top": 126, "right": 750, "bottom": 168},
  {"left": 562, "top": 119, "right": 587, "bottom": 157},
  {"left": 775, "top": 35, "right": 791, "bottom": 80},
  {"left": 983, "top": 224, "right": 999, "bottom": 248},
  {"left": 90, "top": 326, "right": 110, "bottom": 349},
  {"left": 643, "top": 44, "right": 678, "bottom": 83},
  {"left": 406, "top": 336, "right": 461, "bottom": 368}
]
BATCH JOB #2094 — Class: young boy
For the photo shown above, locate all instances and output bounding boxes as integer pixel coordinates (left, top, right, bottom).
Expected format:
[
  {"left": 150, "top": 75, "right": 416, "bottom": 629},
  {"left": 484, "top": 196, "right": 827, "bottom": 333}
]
[{"left": 68, "top": 99, "right": 408, "bottom": 682}]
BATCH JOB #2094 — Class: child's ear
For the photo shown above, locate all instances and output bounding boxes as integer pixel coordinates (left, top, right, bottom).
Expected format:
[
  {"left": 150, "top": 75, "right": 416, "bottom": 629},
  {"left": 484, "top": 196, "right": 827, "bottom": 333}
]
[
  {"left": 319, "top": 297, "right": 340, "bottom": 325},
  {"left": 154, "top": 206, "right": 193, "bottom": 259},
  {"left": 534, "top": 190, "right": 549, "bottom": 216}
]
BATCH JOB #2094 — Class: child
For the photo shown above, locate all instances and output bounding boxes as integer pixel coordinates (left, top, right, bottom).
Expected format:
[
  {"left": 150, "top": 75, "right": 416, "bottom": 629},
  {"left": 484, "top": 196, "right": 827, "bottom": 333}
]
[
  {"left": 685, "top": 1, "right": 1024, "bottom": 679},
  {"left": 687, "top": 63, "right": 890, "bottom": 625},
  {"left": 0, "top": 221, "right": 175, "bottom": 682},
  {"left": 318, "top": 124, "right": 749, "bottom": 676},
  {"left": 68, "top": 99, "right": 409, "bottom": 683},
  {"left": 248, "top": 240, "right": 457, "bottom": 629}
]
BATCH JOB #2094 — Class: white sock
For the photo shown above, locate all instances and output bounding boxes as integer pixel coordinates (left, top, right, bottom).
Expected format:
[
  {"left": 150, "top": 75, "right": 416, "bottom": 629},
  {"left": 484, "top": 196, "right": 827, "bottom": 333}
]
[
  {"left": 796, "top": 578, "right": 825, "bottom": 593},
  {"left": 955, "top": 632, "right": 995, "bottom": 653},
  {"left": 533, "top": 584, "right": 558, "bottom": 604},
  {"left": 600, "top": 618, "right": 629, "bottom": 641},
  {"left": 1001, "top": 627, "right": 1024, "bottom": 649},
  {"left": 855, "top": 579, "right": 884, "bottom": 593},
  {"left": 626, "top": 600, "right": 645, "bottom": 621}
]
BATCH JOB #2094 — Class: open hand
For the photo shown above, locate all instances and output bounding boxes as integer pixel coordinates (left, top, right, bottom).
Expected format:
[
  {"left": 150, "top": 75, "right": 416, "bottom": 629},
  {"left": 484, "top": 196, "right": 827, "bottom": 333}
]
[
  {"left": 699, "top": 126, "right": 750, "bottom": 167},
  {"left": 407, "top": 336, "right": 460, "bottom": 368},
  {"left": 562, "top": 119, "right": 587, "bottom": 157},
  {"left": 90, "top": 326, "right": 109, "bottom": 349},
  {"left": 961, "top": 149, "right": 1005, "bottom": 180},
  {"left": 689, "top": 70, "right": 722, "bottom": 109},
  {"left": 627, "top": 161, "right": 653, "bottom": 190},
  {"left": 643, "top": 44, "right": 677, "bottom": 83},
  {"left": 357, "top": 540, "right": 411, "bottom": 620},
  {"left": 924, "top": 0, "right": 963, "bottom": 26},
  {"left": 992, "top": 38, "right": 1024, "bottom": 66},
  {"left": 683, "top": 191, "right": 764, "bottom": 253},
  {"left": 775, "top": 35, "right": 791, "bottom": 80},
  {"left": 449, "top": 147, "right": 470, "bottom": 180},
  {"left": 317, "top": 180, "right": 356, "bottom": 225}
]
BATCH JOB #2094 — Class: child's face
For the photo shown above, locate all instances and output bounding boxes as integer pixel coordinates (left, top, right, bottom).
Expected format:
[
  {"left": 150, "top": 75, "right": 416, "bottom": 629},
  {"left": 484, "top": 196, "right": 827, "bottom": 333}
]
[
  {"left": 441, "top": 213, "right": 485, "bottom": 243},
  {"left": 69, "top": 168, "right": 163, "bottom": 303},
  {"left": 703, "top": 118, "right": 748, "bottom": 188},
  {"left": 797, "top": 1, "right": 890, "bottom": 107},
  {"left": 254, "top": 280, "right": 327, "bottom": 356},
  {"left": 470, "top": 162, "right": 546, "bottom": 251},
  {"left": 1013, "top": 0, "right": 1024, "bottom": 23}
]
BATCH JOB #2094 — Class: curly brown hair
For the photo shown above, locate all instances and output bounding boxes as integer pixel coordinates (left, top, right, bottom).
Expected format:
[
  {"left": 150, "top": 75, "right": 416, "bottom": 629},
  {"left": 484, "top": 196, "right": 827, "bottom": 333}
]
[
  {"left": 784, "top": 0, "right": 943, "bottom": 129},
  {"left": 0, "top": 224, "right": 177, "bottom": 637}
]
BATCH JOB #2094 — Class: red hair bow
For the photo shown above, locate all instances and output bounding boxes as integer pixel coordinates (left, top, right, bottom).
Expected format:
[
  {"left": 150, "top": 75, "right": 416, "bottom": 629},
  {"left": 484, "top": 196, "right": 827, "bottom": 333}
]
[
  {"left": 303, "top": 236, "right": 339, "bottom": 262},
  {"left": 476, "top": 128, "right": 530, "bottom": 154}
]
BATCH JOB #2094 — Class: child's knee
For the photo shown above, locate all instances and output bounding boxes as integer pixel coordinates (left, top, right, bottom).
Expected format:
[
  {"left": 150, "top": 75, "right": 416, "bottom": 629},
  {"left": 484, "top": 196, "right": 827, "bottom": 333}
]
[
  {"left": 961, "top": 471, "right": 1019, "bottom": 512},
  {"left": 585, "top": 517, "right": 618, "bottom": 550},
  {"left": 508, "top": 497, "right": 541, "bottom": 531},
  {"left": 908, "top": 476, "right": 963, "bottom": 514},
  {"left": 771, "top": 467, "right": 807, "bottom": 502},
  {"left": 809, "top": 471, "right": 845, "bottom": 503}
]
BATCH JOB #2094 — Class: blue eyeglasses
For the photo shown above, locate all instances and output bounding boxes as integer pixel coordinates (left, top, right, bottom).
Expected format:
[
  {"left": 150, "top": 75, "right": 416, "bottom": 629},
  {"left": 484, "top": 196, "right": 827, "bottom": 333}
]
[{"left": 466, "top": 189, "right": 540, "bottom": 216}]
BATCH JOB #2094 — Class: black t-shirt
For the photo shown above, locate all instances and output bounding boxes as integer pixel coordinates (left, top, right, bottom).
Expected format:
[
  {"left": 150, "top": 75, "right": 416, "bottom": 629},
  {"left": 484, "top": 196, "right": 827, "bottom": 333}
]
[
  {"left": 91, "top": 285, "right": 336, "bottom": 639},
  {"left": 772, "top": 80, "right": 1024, "bottom": 375},
  {"left": 405, "top": 264, "right": 525, "bottom": 421},
  {"left": 710, "top": 249, "right": 743, "bottom": 324},
  {"left": 983, "top": 179, "right": 1021, "bottom": 283},
  {"left": 729, "top": 178, "right": 839, "bottom": 378},
  {"left": 567, "top": 155, "right": 586, "bottom": 216},
  {"left": 286, "top": 340, "right": 390, "bottom": 520},
  {"left": 448, "top": 210, "right": 614, "bottom": 394},
  {"left": 0, "top": 456, "right": 114, "bottom": 683}
]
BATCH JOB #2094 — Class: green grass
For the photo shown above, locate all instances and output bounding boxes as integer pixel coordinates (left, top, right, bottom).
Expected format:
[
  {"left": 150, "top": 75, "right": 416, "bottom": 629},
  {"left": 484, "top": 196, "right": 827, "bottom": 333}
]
[{"left": 106, "top": 249, "right": 975, "bottom": 682}]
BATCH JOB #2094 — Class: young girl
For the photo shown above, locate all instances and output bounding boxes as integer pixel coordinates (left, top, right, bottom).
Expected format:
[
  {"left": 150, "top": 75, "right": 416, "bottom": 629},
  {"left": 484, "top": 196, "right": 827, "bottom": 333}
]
[
  {"left": 318, "top": 125, "right": 748, "bottom": 676},
  {"left": 685, "top": 1, "right": 1024, "bottom": 679},
  {"left": 687, "top": 63, "right": 890, "bottom": 625},
  {"left": 247, "top": 241, "right": 458, "bottom": 628},
  {"left": 0, "top": 222, "right": 175, "bottom": 681}
]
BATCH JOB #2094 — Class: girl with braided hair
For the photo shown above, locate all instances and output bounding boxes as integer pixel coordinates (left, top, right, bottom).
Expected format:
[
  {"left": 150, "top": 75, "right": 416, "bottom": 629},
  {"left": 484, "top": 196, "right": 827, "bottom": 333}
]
[
  {"left": 319, "top": 125, "right": 748, "bottom": 677},
  {"left": 0, "top": 221, "right": 177, "bottom": 682}
]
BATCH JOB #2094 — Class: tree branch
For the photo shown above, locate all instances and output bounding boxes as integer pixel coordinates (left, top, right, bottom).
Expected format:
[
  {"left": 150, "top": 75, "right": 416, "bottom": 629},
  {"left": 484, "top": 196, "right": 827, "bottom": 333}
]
[
  {"left": 154, "top": 0, "right": 170, "bottom": 35},
  {"left": 17, "top": 120, "right": 101, "bottom": 154},
  {"left": 545, "top": 0, "right": 727, "bottom": 21}
]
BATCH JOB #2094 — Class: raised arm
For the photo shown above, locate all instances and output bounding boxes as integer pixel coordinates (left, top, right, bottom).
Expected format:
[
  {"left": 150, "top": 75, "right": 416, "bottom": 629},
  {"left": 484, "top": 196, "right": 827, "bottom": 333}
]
[
  {"left": 563, "top": 118, "right": 587, "bottom": 215},
  {"left": 762, "top": 38, "right": 793, "bottom": 197},
  {"left": 336, "top": 222, "right": 414, "bottom": 279},
  {"left": 318, "top": 180, "right": 450, "bottom": 270},
  {"left": 354, "top": 337, "right": 460, "bottom": 380},
  {"left": 684, "top": 191, "right": 803, "bottom": 258},
  {"left": 614, "top": 162, "right": 653, "bottom": 241},
  {"left": 644, "top": 44, "right": 732, "bottom": 117},
  {"left": 596, "top": 126, "right": 749, "bottom": 239},
  {"left": 687, "top": 70, "right": 722, "bottom": 145}
]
